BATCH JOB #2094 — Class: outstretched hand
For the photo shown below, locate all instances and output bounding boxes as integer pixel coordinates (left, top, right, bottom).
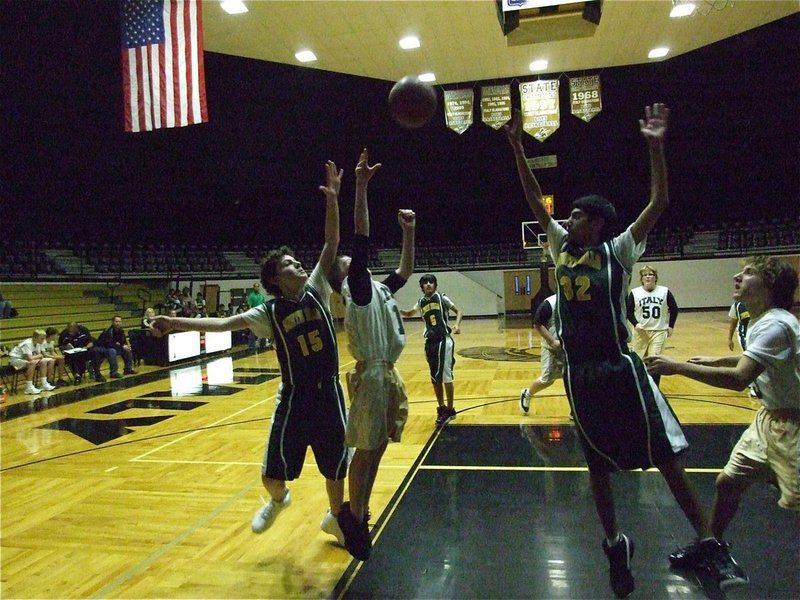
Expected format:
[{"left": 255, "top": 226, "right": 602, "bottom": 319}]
[
  {"left": 643, "top": 354, "right": 678, "bottom": 376},
  {"left": 397, "top": 209, "right": 416, "bottom": 230},
  {"left": 148, "top": 315, "right": 173, "bottom": 338},
  {"left": 639, "top": 103, "right": 670, "bottom": 141},
  {"left": 355, "top": 148, "right": 381, "bottom": 184},
  {"left": 319, "top": 160, "right": 343, "bottom": 200},
  {"left": 504, "top": 108, "right": 523, "bottom": 148}
]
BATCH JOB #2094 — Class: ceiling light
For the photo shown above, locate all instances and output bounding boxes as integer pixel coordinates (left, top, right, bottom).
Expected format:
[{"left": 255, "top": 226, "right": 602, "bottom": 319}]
[
  {"left": 670, "top": 1, "right": 696, "bottom": 17},
  {"left": 399, "top": 36, "right": 420, "bottom": 50},
  {"left": 220, "top": 0, "right": 248, "bottom": 15},
  {"left": 295, "top": 50, "right": 317, "bottom": 63},
  {"left": 648, "top": 47, "right": 670, "bottom": 59},
  {"left": 418, "top": 72, "right": 436, "bottom": 82},
  {"left": 529, "top": 59, "right": 548, "bottom": 71}
]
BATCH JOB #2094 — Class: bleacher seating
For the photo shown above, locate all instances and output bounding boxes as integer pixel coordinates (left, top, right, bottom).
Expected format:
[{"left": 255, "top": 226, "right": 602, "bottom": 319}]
[
  {"left": 1, "top": 220, "right": 797, "bottom": 283},
  {"left": 0, "top": 283, "right": 158, "bottom": 352}
]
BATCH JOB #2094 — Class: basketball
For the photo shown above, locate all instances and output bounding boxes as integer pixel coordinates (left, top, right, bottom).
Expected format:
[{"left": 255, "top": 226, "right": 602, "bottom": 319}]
[{"left": 388, "top": 76, "right": 437, "bottom": 129}]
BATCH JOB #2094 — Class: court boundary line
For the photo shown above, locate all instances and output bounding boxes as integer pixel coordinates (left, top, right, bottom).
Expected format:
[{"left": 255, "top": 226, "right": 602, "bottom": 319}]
[{"left": 331, "top": 424, "right": 446, "bottom": 600}]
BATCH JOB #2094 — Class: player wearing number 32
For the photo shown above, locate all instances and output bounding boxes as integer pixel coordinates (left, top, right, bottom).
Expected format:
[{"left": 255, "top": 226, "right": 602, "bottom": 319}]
[
  {"left": 505, "top": 104, "right": 729, "bottom": 598},
  {"left": 148, "top": 159, "right": 350, "bottom": 546}
]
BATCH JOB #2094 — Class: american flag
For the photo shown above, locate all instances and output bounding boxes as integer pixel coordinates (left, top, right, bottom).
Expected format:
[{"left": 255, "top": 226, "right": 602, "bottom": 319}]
[{"left": 121, "top": 0, "right": 208, "bottom": 133}]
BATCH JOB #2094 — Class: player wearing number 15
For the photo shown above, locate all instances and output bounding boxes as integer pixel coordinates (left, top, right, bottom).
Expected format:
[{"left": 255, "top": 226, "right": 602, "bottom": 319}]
[
  {"left": 148, "top": 160, "right": 349, "bottom": 546},
  {"left": 505, "top": 104, "right": 720, "bottom": 598}
]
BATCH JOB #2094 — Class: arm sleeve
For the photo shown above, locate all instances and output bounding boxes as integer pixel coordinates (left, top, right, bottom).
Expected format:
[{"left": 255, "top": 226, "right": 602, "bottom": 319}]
[
  {"left": 626, "top": 292, "right": 638, "bottom": 326},
  {"left": 348, "top": 234, "right": 373, "bottom": 307},
  {"left": 533, "top": 300, "right": 553, "bottom": 327},
  {"left": 381, "top": 272, "right": 407, "bottom": 295},
  {"left": 666, "top": 290, "right": 679, "bottom": 328}
]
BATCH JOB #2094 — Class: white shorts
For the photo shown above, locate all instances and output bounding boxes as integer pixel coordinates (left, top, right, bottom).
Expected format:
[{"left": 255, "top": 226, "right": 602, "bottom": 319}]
[
  {"left": 537, "top": 345, "right": 564, "bottom": 385},
  {"left": 633, "top": 328, "right": 668, "bottom": 358},
  {"left": 345, "top": 362, "right": 409, "bottom": 451},
  {"left": 9, "top": 358, "right": 32, "bottom": 370},
  {"left": 723, "top": 407, "right": 800, "bottom": 511}
]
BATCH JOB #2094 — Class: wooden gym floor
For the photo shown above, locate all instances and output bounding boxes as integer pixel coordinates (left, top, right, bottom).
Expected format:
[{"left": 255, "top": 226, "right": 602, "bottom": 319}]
[{"left": 1, "top": 312, "right": 798, "bottom": 599}]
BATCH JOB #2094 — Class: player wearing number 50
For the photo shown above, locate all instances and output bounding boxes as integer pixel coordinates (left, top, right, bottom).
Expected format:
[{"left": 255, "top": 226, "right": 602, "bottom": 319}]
[
  {"left": 505, "top": 104, "right": 726, "bottom": 598},
  {"left": 148, "top": 160, "right": 349, "bottom": 546},
  {"left": 626, "top": 266, "right": 678, "bottom": 385},
  {"left": 326, "top": 148, "right": 416, "bottom": 561}
]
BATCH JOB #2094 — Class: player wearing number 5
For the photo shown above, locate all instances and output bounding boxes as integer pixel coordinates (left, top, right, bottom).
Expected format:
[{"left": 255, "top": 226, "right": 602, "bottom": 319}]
[
  {"left": 401, "top": 275, "right": 463, "bottom": 426},
  {"left": 626, "top": 266, "right": 678, "bottom": 384},
  {"left": 505, "top": 104, "right": 723, "bottom": 598},
  {"left": 148, "top": 160, "right": 349, "bottom": 546}
]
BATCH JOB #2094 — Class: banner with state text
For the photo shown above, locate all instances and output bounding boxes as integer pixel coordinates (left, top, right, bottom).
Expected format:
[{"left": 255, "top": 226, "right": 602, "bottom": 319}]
[{"left": 520, "top": 80, "right": 560, "bottom": 142}]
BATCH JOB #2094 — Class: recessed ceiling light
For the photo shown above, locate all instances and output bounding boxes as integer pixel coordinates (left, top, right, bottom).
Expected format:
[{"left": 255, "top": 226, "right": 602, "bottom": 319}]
[
  {"left": 295, "top": 50, "right": 317, "bottom": 63},
  {"left": 220, "top": 0, "right": 248, "bottom": 15},
  {"left": 529, "top": 59, "right": 548, "bottom": 71},
  {"left": 669, "top": 2, "right": 696, "bottom": 17},
  {"left": 399, "top": 36, "right": 420, "bottom": 50},
  {"left": 418, "top": 72, "right": 436, "bottom": 82},
  {"left": 648, "top": 47, "right": 670, "bottom": 59}
]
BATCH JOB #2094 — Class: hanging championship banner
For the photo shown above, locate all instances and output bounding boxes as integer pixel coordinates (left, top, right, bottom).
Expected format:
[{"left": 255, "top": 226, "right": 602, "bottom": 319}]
[
  {"left": 519, "top": 79, "right": 560, "bottom": 142},
  {"left": 569, "top": 75, "right": 602, "bottom": 123},
  {"left": 480, "top": 84, "right": 512, "bottom": 130},
  {"left": 443, "top": 89, "right": 474, "bottom": 134}
]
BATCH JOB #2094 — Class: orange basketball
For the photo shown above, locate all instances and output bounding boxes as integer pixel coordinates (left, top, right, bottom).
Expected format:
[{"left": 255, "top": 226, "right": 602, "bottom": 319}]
[{"left": 388, "top": 76, "right": 437, "bottom": 129}]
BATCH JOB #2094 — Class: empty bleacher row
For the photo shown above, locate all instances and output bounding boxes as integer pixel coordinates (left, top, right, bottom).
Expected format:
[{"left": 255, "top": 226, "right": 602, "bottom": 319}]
[
  {"left": 718, "top": 217, "right": 800, "bottom": 254},
  {"left": 2, "top": 218, "right": 798, "bottom": 280}
]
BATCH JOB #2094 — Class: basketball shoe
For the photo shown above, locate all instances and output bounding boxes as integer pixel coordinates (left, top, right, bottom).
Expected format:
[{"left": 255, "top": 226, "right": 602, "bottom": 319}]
[
  {"left": 251, "top": 489, "right": 291, "bottom": 534},
  {"left": 602, "top": 533, "right": 635, "bottom": 598}
]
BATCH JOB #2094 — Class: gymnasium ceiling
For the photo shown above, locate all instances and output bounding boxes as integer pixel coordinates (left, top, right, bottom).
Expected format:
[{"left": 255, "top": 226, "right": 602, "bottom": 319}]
[{"left": 202, "top": 0, "right": 799, "bottom": 85}]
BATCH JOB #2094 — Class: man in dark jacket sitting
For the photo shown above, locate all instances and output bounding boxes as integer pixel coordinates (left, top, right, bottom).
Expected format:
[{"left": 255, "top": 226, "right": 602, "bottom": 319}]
[
  {"left": 59, "top": 321, "right": 104, "bottom": 384},
  {"left": 95, "top": 316, "right": 138, "bottom": 379}
]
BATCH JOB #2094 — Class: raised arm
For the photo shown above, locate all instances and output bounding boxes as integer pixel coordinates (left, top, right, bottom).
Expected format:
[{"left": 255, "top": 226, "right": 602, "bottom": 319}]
[
  {"left": 396, "top": 209, "right": 416, "bottom": 281},
  {"left": 354, "top": 148, "right": 380, "bottom": 237},
  {"left": 504, "top": 108, "right": 552, "bottom": 230},
  {"left": 317, "top": 160, "right": 343, "bottom": 275},
  {"left": 630, "top": 103, "right": 671, "bottom": 244}
]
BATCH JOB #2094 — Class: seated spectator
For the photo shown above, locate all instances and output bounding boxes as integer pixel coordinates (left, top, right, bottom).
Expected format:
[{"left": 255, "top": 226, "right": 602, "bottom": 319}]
[
  {"left": 164, "top": 289, "right": 183, "bottom": 314},
  {"left": 180, "top": 287, "right": 196, "bottom": 318},
  {"left": 0, "top": 291, "right": 13, "bottom": 319},
  {"left": 216, "top": 304, "right": 229, "bottom": 318},
  {"left": 42, "top": 327, "right": 70, "bottom": 387},
  {"left": 59, "top": 321, "right": 103, "bottom": 384},
  {"left": 9, "top": 330, "right": 56, "bottom": 394},
  {"left": 195, "top": 292, "right": 206, "bottom": 314},
  {"left": 142, "top": 307, "right": 156, "bottom": 328},
  {"left": 95, "top": 316, "right": 138, "bottom": 379}
]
